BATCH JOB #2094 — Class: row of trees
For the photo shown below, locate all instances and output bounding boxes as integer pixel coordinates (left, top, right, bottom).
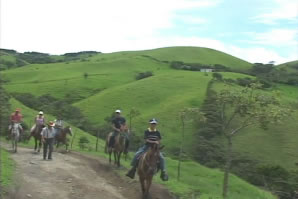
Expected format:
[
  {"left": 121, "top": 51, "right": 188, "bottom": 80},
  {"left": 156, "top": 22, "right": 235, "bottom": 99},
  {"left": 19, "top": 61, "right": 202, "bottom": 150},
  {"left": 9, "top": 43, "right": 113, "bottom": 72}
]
[{"left": 0, "top": 76, "right": 11, "bottom": 137}]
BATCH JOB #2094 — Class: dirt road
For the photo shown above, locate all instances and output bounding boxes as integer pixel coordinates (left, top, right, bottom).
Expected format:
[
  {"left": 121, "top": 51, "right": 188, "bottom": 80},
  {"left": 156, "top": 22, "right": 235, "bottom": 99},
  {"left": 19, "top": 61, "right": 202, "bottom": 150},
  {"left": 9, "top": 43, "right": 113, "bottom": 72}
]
[{"left": 2, "top": 146, "right": 175, "bottom": 199}]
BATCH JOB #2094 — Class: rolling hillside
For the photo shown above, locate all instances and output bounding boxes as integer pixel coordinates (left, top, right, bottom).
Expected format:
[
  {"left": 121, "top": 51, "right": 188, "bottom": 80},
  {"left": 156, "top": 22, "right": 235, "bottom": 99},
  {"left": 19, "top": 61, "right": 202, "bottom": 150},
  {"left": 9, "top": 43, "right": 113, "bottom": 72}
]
[
  {"left": 1, "top": 47, "right": 298, "bottom": 197},
  {"left": 5, "top": 97, "right": 276, "bottom": 199}
]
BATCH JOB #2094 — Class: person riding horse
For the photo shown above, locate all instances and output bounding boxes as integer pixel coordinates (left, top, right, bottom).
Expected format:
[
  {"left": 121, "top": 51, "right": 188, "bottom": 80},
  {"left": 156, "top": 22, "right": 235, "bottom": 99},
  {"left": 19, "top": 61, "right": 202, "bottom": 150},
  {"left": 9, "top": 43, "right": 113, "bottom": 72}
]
[
  {"left": 10, "top": 108, "right": 23, "bottom": 124},
  {"left": 9, "top": 108, "right": 23, "bottom": 139},
  {"left": 54, "top": 117, "right": 64, "bottom": 142},
  {"left": 109, "top": 110, "right": 130, "bottom": 152},
  {"left": 30, "top": 111, "right": 46, "bottom": 135},
  {"left": 126, "top": 118, "right": 168, "bottom": 181}
]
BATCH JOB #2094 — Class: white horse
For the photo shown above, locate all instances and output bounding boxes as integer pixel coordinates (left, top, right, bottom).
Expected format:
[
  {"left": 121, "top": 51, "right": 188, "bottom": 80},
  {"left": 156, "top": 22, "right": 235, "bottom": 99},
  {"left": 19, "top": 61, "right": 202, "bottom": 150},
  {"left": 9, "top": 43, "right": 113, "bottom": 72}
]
[{"left": 9, "top": 123, "right": 23, "bottom": 153}]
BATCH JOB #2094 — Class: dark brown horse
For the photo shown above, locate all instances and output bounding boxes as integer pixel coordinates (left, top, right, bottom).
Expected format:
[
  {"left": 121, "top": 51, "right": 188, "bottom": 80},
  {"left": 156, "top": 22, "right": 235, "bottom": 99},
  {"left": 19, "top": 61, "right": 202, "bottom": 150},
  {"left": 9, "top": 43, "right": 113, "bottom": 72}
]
[
  {"left": 55, "top": 126, "right": 72, "bottom": 151},
  {"left": 28, "top": 124, "right": 45, "bottom": 152},
  {"left": 105, "top": 125, "right": 128, "bottom": 167},
  {"left": 137, "top": 144, "right": 163, "bottom": 199}
]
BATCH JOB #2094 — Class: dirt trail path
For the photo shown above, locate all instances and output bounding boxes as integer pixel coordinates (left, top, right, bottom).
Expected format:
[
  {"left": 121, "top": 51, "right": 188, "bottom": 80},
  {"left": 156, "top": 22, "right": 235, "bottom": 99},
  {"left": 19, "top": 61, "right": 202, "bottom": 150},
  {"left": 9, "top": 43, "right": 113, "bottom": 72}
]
[{"left": 2, "top": 145, "right": 175, "bottom": 199}]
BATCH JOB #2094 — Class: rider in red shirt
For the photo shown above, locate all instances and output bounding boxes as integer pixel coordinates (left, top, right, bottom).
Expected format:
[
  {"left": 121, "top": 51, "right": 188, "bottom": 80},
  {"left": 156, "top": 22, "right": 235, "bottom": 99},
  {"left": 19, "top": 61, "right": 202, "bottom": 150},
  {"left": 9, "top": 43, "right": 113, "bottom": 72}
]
[{"left": 10, "top": 108, "right": 23, "bottom": 124}]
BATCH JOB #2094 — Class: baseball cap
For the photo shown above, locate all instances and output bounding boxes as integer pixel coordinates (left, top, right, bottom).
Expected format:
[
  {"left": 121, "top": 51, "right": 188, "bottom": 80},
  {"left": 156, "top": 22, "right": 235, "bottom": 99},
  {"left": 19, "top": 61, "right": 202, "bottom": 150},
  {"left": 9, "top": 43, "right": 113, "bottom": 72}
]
[{"left": 149, "top": 118, "right": 158, "bottom": 124}]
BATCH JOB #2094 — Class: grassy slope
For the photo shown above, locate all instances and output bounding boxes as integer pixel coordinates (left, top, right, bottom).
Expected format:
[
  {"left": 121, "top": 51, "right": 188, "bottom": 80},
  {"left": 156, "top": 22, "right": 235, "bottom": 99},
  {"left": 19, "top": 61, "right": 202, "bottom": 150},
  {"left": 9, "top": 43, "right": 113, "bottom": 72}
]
[
  {"left": 1, "top": 47, "right": 297, "bottom": 170},
  {"left": 212, "top": 80, "right": 298, "bottom": 169},
  {"left": 8, "top": 97, "right": 276, "bottom": 199},
  {"left": 2, "top": 56, "right": 169, "bottom": 99},
  {"left": 0, "top": 149, "right": 15, "bottom": 188},
  {"left": 138, "top": 46, "right": 252, "bottom": 70},
  {"left": 276, "top": 60, "right": 298, "bottom": 73}
]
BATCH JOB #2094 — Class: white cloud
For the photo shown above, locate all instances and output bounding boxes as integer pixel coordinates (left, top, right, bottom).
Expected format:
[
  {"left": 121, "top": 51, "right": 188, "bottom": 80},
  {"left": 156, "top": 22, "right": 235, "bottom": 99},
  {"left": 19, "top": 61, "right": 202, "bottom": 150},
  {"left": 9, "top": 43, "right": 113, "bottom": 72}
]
[
  {"left": 0, "top": 0, "right": 296, "bottom": 65},
  {"left": 244, "top": 29, "right": 298, "bottom": 46},
  {"left": 174, "top": 15, "right": 208, "bottom": 24},
  {"left": 0, "top": 0, "right": 220, "bottom": 54},
  {"left": 252, "top": 0, "right": 298, "bottom": 24},
  {"left": 226, "top": 46, "right": 298, "bottom": 64}
]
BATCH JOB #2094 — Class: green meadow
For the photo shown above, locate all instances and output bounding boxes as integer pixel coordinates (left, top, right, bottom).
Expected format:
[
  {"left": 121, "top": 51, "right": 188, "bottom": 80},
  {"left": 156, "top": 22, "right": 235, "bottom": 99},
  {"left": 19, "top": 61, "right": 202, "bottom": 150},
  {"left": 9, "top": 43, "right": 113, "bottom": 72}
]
[
  {"left": 5, "top": 97, "right": 276, "bottom": 199},
  {"left": 1, "top": 46, "right": 297, "bottom": 198}
]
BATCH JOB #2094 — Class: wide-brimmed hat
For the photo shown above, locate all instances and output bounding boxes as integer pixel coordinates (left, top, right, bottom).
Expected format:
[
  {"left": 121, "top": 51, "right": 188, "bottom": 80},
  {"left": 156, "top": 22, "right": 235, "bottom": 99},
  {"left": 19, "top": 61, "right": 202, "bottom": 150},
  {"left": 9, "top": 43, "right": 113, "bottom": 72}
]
[
  {"left": 48, "top": 121, "right": 55, "bottom": 127},
  {"left": 115, "top": 109, "right": 121, "bottom": 113},
  {"left": 149, "top": 118, "right": 158, "bottom": 124},
  {"left": 15, "top": 108, "right": 21, "bottom": 112},
  {"left": 39, "top": 111, "right": 44, "bottom": 115}
]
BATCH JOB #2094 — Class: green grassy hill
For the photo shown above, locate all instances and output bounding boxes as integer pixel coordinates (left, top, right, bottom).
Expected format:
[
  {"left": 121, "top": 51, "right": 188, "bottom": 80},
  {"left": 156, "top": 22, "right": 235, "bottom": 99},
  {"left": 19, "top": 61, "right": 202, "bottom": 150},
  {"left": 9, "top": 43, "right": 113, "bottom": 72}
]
[
  {"left": 277, "top": 60, "right": 298, "bottom": 71},
  {"left": 136, "top": 46, "right": 252, "bottom": 70},
  {"left": 1, "top": 47, "right": 297, "bottom": 168},
  {"left": 1, "top": 47, "right": 297, "bottom": 197},
  {"left": 5, "top": 97, "right": 276, "bottom": 199}
]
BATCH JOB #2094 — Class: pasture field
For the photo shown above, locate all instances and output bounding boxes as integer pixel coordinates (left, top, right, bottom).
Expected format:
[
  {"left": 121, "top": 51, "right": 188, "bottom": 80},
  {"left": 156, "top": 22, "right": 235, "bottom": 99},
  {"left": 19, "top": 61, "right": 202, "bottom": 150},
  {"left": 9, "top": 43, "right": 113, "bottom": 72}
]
[{"left": 6, "top": 97, "right": 276, "bottom": 199}]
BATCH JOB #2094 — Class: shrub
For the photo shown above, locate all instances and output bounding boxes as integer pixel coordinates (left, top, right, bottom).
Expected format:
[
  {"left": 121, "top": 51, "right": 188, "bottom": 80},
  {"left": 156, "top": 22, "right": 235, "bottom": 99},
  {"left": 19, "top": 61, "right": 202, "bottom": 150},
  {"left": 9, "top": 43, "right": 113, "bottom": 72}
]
[
  {"left": 79, "top": 136, "right": 90, "bottom": 150},
  {"left": 136, "top": 71, "right": 153, "bottom": 80}
]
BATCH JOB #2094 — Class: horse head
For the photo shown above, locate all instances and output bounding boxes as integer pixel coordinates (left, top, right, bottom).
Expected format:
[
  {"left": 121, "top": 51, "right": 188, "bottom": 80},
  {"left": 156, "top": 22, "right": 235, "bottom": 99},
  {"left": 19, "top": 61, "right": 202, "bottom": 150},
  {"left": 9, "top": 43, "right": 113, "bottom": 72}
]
[
  {"left": 64, "top": 126, "right": 73, "bottom": 136},
  {"left": 145, "top": 143, "right": 162, "bottom": 175}
]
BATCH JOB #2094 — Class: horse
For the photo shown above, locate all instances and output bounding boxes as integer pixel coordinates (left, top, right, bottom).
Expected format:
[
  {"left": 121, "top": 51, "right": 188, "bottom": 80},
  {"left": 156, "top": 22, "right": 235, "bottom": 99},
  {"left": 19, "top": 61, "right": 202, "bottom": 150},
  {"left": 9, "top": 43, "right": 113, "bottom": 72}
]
[
  {"left": 105, "top": 125, "right": 129, "bottom": 167},
  {"left": 55, "top": 126, "right": 73, "bottom": 151},
  {"left": 137, "top": 143, "right": 163, "bottom": 199},
  {"left": 28, "top": 124, "right": 45, "bottom": 152},
  {"left": 9, "top": 123, "right": 23, "bottom": 153}
]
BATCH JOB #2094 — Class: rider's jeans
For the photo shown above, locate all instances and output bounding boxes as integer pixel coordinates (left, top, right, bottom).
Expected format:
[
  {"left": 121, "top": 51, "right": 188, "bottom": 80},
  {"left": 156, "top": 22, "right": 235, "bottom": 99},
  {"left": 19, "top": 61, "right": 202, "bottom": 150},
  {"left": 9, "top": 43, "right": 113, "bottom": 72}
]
[{"left": 131, "top": 145, "right": 166, "bottom": 171}]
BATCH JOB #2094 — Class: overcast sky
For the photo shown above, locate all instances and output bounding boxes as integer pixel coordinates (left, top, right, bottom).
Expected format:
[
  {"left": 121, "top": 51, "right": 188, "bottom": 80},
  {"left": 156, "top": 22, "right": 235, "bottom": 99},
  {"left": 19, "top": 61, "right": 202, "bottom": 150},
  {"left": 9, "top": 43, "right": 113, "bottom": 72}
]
[{"left": 1, "top": 0, "right": 297, "bottom": 64}]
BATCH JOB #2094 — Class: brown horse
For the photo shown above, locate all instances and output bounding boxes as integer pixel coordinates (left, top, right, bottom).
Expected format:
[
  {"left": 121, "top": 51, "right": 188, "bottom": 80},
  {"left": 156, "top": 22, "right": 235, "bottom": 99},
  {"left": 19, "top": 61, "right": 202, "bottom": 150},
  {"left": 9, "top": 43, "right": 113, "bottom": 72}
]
[
  {"left": 55, "top": 126, "right": 72, "bottom": 151},
  {"left": 28, "top": 124, "right": 45, "bottom": 152},
  {"left": 137, "top": 144, "right": 163, "bottom": 199},
  {"left": 105, "top": 125, "right": 128, "bottom": 167}
]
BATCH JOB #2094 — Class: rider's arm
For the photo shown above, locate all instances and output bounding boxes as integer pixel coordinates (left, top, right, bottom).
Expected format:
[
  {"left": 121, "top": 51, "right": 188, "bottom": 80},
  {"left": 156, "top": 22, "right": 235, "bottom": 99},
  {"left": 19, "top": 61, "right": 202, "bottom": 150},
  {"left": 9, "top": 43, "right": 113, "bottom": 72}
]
[
  {"left": 112, "top": 119, "right": 120, "bottom": 132},
  {"left": 41, "top": 128, "right": 45, "bottom": 142},
  {"left": 145, "top": 139, "right": 159, "bottom": 144}
]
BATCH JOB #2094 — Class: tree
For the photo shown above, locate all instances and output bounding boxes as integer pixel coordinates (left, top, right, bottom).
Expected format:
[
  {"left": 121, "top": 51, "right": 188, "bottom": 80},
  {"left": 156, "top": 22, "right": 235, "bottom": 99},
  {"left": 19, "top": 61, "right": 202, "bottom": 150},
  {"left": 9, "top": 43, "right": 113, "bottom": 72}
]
[
  {"left": 216, "top": 83, "right": 290, "bottom": 199},
  {"left": 128, "top": 107, "right": 140, "bottom": 130},
  {"left": 0, "top": 76, "right": 11, "bottom": 137},
  {"left": 177, "top": 108, "right": 205, "bottom": 181},
  {"left": 84, "top": 72, "right": 89, "bottom": 79},
  {"left": 78, "top": 136, "right": 90, "bottom": 150},
  {"left": 212, "top": 72, "right": 223, "bottom": 81}
]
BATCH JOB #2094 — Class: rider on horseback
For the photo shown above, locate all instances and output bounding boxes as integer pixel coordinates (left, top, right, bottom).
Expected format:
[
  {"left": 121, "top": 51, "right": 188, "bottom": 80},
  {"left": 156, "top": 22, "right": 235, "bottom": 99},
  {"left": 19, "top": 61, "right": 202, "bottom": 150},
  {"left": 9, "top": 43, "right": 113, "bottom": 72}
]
[
  {"left": 10, "top": 108, "right": 23, "bottom": 124},
  {"left": 54, "top": 116, "right": 64, "bottom": 136},
  {"left": 109, "top": 110, "right": 129, "bottom": 150},
  {"left": 31, "top": 111, "right": 46, "bottom": 134},
  {"left": 126, "top": 118, "right": 169, "bottom": 181},
  {"left": 9, "top": 108, "right": 23, "bottom": 138}
]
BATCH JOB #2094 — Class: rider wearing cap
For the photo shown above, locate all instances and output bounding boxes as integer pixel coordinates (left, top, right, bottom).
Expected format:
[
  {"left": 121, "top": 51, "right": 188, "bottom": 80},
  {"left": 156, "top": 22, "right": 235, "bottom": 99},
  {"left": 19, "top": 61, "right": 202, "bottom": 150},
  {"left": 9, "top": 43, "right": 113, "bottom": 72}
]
[
  {"left": 10, "top": 108, "right": 23, "bottom": 124},
  {"left": 126, "top": 118, "right": 168, "bottom": 181},
  {"left": 54, "top": 116, "right": 64, "bottom": 137},
  {"left": 109, "top": 110, "right": 127, "bottom": 148},
  {"left": 30, "top": 111, "right": 46, "bottom": 134}
]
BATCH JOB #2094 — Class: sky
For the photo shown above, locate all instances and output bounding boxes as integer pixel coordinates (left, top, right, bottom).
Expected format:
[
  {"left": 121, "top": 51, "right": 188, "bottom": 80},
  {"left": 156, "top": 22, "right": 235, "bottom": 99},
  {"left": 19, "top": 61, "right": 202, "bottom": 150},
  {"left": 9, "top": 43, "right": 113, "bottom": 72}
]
[{"left": 1, "top": 0, "right": 297, "bottom": 64}]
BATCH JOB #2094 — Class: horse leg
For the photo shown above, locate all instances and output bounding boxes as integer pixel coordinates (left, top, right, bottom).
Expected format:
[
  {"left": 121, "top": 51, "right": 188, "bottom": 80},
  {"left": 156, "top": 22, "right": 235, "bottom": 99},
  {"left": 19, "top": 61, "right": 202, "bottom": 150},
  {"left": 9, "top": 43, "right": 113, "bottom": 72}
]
[
  {"left": 145, "top": 176, "right": 153, "bottom": 199},
  {"left": 109, "top": 150, "right": 112, "bottom": 164},
  {"left": 11, "top": 138, "right": 14, "bottom": 152},
  {"left": 117, "top": 152, "right": 122, "bottom": 167},
  {"left": 15, "top": 139, "right": 18, "bottom": 153},
  {"left": 34, "top": 138, "right": 37, "bottom": 151},
  {"left": 38, "top": 139, "right": 41, "bottom": 153},
  {"left": 139, "top": 176, "right": 146, "bottom": 197},
  {"left": 114, "top": 151, "right": 117, "bottom": 165}
]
